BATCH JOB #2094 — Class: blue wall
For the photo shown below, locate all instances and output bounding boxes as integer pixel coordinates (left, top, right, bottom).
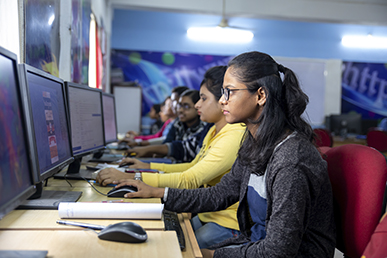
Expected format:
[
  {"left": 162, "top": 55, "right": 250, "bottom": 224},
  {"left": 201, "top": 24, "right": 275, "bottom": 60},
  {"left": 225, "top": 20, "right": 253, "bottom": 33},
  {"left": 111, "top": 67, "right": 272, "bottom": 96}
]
[{"left": 111, "top": 9, "right": 387, "bottom": 63}]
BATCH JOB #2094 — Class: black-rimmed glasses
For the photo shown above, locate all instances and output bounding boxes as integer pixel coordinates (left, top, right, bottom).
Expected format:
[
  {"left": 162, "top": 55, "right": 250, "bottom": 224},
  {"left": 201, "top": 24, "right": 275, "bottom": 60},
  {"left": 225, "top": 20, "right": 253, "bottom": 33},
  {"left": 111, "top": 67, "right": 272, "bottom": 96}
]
[{"left": 221, "top": 87, "right": 250, "bottom": 101}]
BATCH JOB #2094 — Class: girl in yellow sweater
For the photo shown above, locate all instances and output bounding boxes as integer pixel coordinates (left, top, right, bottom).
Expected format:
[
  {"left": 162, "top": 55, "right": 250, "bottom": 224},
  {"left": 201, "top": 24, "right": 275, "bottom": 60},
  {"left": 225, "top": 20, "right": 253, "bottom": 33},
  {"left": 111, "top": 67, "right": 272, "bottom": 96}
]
[{"left": 97, "top": 66, "right": 245, "bottom": 248}]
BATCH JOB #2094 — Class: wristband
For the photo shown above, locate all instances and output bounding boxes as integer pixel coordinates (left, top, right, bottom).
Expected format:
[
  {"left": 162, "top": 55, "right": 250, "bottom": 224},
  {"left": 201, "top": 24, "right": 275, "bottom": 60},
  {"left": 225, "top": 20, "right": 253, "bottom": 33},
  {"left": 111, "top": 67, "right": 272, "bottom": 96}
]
[
  {"left": 163, "top": 187, "right": 169, "bottom": 202},
  {"left": 134, "top": 172, "right": 142, "bottom": 181}
]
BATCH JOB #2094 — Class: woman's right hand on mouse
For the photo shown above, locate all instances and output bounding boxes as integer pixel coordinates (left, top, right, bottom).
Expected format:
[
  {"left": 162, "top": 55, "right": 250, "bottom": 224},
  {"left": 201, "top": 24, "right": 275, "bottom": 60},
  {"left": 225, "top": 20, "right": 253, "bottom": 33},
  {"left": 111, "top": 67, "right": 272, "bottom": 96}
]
[
  {"left": 113, "top": 179, "right": 165, "bottom": 199},
  {"left": 119, "top": 158, "right": 150, "bottom": 169}
]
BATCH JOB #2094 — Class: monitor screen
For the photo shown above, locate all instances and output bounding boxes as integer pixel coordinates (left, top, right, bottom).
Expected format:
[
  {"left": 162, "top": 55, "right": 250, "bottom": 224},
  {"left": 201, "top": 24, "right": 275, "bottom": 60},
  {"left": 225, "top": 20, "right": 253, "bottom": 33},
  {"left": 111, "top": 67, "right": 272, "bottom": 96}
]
[
  {"left": 20, "top": 64, "right": 73, "bottom": 182},
  {"left": 102, "top": 93, "right": 118, "bottom": 144},
  {"left": 0, "top": 46, "right": 35, "bottom": 219},
  {"left": 66, "top": 82, "right": 104, "bottom": 157},
  {"left": 327, "top": 113, "right": 362, "bottom": 136}
]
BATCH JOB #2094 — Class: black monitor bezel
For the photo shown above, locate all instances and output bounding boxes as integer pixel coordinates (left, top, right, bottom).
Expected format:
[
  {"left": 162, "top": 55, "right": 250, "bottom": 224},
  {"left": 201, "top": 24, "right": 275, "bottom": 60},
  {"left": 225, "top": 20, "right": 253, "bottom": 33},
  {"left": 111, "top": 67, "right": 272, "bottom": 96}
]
[
  {"left": 18, "top": 63, "right": 74, "bottom": 184},
  {"left": 0, "top": 46, "right": 36, "bottom": 219},
  {"left": 101, "top": 92, "right": 118, "bottom": 144},
  {"left": 328, "top": 113, "right": 362, "bottom": 135},
  {"left": 65, "top": 81, "right": 105, "bottom": 158}
]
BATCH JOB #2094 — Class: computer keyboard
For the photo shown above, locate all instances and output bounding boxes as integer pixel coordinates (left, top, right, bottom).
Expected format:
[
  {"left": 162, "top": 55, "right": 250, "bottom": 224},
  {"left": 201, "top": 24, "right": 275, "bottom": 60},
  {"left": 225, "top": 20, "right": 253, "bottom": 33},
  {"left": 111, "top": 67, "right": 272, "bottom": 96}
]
[{"left": 163, "top": 210, "right": 186, "bottom": 251}]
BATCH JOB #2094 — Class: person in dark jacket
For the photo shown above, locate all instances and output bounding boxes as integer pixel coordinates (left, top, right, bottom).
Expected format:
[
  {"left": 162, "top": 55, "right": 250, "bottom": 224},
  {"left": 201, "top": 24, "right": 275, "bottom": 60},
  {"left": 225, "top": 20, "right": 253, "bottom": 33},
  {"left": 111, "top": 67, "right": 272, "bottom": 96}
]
[{"left": 113, "top": 51, "right": 336, "bottom": 258}]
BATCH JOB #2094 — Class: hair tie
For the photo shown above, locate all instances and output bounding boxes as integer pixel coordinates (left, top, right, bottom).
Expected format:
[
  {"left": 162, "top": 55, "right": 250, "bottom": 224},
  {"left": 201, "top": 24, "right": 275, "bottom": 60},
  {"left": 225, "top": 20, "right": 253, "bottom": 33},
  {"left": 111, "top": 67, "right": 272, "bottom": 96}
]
[{"left": 277, "top": 64, "right": 286, "bottom": 74}]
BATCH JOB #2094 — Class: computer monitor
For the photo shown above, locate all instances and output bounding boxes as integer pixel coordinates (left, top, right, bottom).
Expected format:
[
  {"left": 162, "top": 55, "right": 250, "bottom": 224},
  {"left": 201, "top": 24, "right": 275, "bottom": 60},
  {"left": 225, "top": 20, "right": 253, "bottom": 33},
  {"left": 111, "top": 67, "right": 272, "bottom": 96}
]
[
  {"left": 17, "top": 63, "right": 81, "bottom": 209},
  {"left": 0, "top": 46, "right": 36, "bottom": 219},
  {"left": 88, "top": 92, "right": 121, "bottom": 163},
  {"left": 326, "top": 113, "right": 362, "bottom": 136},
  {"left": 102, "top": 92, "right": 118, "bottom": 144},
  {"left": 56, "top": 82, "right": 105, "bottom": 179}
]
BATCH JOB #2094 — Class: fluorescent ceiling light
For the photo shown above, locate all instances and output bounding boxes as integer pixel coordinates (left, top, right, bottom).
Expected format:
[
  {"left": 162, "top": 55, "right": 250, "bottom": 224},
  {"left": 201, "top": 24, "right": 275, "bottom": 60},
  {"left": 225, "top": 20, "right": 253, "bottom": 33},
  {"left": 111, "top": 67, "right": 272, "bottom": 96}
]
[
  {"left": 187, "top": 27, "right": 254, "bottom": 43},
  {"left": 48, "top": 14, "right": 55, "bottom": 26},
  {"left": 341, "top": 35, "right": 387, "bottom": 49}
]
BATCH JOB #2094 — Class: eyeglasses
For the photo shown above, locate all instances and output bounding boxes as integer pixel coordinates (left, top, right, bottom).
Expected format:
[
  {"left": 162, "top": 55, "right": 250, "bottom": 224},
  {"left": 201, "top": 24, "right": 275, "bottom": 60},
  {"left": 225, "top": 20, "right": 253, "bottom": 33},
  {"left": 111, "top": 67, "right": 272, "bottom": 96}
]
[
  {"left": 177, "top": 103, "right": 193, "bottom": 110},
  {"left": 221, "top": 87, "right": 250, "bottom": 101}
]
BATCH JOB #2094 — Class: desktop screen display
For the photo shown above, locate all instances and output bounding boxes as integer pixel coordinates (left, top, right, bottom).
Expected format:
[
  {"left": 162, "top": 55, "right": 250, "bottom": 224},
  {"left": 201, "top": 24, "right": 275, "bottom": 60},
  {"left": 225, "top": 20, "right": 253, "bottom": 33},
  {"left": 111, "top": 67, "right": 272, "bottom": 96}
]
[
  {"left": 24, "top": 66, "right": 72, "bottom": 177},
  {"left": 0, "top": 47, "right": 35, "bottom": 218},
  {"left": 102, "top": 93, "right": 118, "bottom": 144},
  {"left": 327, "top": 113, "right": 362, "bottom": 135},
  {"left": 67, "top": 83, "right": 104, "bottom": 156}
]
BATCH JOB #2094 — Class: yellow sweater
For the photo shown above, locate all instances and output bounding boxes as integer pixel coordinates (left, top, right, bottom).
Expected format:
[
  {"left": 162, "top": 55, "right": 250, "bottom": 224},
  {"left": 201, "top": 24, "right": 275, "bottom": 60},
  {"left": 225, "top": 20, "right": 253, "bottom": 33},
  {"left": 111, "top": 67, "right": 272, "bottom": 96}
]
[{"left": 144, "top": 123, "right": 245, "bottom": 230}]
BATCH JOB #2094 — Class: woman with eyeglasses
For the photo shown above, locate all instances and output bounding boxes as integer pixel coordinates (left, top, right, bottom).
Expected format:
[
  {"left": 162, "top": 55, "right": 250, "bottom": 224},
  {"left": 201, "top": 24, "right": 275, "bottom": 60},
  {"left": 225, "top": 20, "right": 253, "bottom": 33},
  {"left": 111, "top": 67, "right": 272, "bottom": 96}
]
[
  {"left": 112, "top": 51, "right": 336, "bottom": 258},
  {"left": 97, "top": 65, "right": 245, "bottom": 248}
]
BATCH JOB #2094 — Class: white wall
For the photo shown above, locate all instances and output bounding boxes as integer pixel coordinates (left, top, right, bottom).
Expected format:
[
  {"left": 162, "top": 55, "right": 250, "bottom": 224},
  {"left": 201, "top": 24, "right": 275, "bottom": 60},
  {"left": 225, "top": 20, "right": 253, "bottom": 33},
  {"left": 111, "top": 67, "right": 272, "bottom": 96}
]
[
  {"left": 109, "top": 0, "right": 387, "bottom": 26},
  {"left": 0, "top": 0, "right": 20, "bottom": 60}
]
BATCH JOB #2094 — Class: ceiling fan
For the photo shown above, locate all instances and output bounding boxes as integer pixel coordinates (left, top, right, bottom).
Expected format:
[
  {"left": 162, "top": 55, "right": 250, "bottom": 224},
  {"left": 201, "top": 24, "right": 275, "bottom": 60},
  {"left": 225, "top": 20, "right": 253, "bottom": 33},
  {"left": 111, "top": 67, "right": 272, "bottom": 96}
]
[
  {"left": 186, "top": 0, "right": 254, "bottom": 43},
  {"left": 217, "top": 0, "right": 242, "bottom": 29}
]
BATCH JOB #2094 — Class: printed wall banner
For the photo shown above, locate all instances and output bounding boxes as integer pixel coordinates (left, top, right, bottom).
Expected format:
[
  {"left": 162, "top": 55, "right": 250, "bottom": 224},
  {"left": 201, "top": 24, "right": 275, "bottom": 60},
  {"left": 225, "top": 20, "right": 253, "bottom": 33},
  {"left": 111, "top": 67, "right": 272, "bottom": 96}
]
[
  {"left": 342, "top": 61, "right": 387, "bottom": 119},
  {"left": 110, "top": 49, "right": 233, "bottom": 116},
  {"left": 71, "top": 0, "right": 82, "bottom": 83},
  {"left": 81, "top": 0, "right": 91, "bottom": 85},
  {"left": 25, "top": 0, "right": 60, "bottom": 77}
]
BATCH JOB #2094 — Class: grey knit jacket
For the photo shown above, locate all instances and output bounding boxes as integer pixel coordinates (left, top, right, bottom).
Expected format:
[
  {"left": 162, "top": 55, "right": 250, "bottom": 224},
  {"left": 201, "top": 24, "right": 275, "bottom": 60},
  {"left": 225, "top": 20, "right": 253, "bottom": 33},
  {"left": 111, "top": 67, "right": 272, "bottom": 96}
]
[{"left": 165, "top": 133, "right": 336, "bottom": 257}]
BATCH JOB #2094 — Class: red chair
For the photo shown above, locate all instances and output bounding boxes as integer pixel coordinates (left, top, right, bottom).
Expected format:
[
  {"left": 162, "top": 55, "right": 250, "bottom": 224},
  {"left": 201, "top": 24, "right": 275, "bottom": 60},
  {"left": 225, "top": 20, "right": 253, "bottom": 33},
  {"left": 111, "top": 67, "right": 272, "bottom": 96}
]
[
  {"left": 317, "top": 146, "right": 331, "bottom": 160},
  {"left": 367, "top": 129, "right": 387, "bottom": 152},
  {"left": 324, "top": 144, "right": 387, "bottom": 257},
  {"left": 314, "top": 128, "right": 333, "bottom": 147}
]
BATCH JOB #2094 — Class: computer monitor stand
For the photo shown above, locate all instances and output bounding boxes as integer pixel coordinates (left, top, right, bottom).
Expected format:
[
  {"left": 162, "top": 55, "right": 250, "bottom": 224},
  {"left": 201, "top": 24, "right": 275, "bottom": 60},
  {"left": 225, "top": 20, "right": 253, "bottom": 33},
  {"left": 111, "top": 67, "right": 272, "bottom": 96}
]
[
  {"left": 54, "top": 157, "right": 99, "bottom": 180},
  {"left": 17, "top": 180, "right": 82, "bottom": 210}
]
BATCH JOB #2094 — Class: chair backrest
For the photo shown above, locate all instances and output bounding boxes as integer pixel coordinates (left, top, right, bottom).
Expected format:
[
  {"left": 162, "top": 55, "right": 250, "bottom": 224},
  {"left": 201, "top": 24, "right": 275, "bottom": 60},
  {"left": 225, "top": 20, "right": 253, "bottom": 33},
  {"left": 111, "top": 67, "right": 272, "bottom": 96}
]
[
  {"left": 314, "top": 128, "right": 333, "bottom": 147},
  {"left": 367, "top": 129, "right": 387, "bottom": 152},
  {"left": 324, "top": 144, "right": 387, "bottom": 258}
]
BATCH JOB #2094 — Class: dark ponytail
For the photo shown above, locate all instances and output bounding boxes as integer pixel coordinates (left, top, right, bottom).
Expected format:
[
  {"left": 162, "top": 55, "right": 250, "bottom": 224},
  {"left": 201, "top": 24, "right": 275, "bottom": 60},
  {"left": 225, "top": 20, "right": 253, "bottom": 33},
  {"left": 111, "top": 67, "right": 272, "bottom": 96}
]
[{"left": 228, "top": 51, "right": 313, "bottom": 175}]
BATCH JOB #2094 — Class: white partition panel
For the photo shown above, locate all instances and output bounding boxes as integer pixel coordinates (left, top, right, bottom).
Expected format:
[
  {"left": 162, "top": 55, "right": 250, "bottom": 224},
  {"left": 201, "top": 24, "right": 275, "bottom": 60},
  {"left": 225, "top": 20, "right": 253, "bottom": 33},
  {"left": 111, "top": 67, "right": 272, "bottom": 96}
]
[
  {"left": 113, "top": 86, "right": 142, "bottom": 134},
  {"left": 274, "top": 57, "right": 342, "bottom": 127}
]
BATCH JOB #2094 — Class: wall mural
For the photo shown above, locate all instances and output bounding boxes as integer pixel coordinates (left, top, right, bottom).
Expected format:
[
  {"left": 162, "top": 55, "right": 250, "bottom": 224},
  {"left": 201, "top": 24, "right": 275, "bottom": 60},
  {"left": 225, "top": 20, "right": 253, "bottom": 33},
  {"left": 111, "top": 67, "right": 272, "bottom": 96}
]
[
  {"left": 25, "top": 0, "right": 60, "bottom": 77},
  {"left": 342, "top": 61, "right": 387, "bottom": 120},
  {"left": 111, "top": 50, "right": 387, "bottom": 128},
  {"left": 110, "top": 49, "right": 233, "bottom": 117}
]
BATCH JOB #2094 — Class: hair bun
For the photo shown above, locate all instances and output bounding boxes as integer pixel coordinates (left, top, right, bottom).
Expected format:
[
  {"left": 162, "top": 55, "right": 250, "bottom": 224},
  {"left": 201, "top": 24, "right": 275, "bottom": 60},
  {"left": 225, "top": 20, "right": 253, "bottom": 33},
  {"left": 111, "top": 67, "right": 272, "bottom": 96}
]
[{"left": 277, "top": 64, "right": 286, "bottom": 74}]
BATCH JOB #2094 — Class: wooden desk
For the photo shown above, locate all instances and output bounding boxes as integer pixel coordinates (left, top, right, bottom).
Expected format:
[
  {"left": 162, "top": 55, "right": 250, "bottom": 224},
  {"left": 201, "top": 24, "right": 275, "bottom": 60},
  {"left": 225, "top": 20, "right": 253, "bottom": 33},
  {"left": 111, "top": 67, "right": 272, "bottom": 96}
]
[
  {"left": 180, "top": 214, "right": 203, "bottom": 258},
  {"left": 43, "top": 178, "right": 160, "bottom": 203},
  {"left": 0, "top": 177, "right": 202, "bottom": 258},
  {"left": 332, "top": 136, "right": 366, "bottom": 147},
  {"left": 0, "top": 230, "right": 182, "bottom": 258},
  {"left": 332, "top": 136, "right": 387, "bottom": 157},
  {"left": 0, "top": 210, "right": 164, "bottom": 230}
]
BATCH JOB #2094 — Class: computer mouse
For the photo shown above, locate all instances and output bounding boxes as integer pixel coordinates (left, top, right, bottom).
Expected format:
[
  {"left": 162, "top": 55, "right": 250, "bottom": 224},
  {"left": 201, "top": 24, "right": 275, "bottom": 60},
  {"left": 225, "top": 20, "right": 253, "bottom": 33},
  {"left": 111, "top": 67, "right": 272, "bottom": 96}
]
[
  {"left": 98, "top": 221, "right": 147, "bottom": 243},
  {"left": 107, "top": 185, "right": 138, "bottom": 198}
]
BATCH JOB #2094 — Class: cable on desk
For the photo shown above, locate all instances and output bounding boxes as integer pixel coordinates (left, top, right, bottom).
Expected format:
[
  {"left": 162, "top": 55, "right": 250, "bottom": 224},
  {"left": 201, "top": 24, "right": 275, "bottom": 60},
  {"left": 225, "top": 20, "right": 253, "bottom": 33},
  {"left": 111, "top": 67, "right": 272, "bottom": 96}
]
[
  {"left": 83, "top": 177, "right": 109, "bottom": 196},
  {"left": 63, "top": 173, "right": 73, "bottom": 187}
]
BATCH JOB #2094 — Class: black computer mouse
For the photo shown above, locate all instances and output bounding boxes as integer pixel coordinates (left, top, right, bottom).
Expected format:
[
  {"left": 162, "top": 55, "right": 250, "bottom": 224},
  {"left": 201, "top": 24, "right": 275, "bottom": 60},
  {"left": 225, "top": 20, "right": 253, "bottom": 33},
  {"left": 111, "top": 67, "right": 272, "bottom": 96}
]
[
  {"left": 98, "top": 221, "right": 147, "bottom": 243},
  {"left": 107, "top": 185, "right": 138, "bottom": 198}
]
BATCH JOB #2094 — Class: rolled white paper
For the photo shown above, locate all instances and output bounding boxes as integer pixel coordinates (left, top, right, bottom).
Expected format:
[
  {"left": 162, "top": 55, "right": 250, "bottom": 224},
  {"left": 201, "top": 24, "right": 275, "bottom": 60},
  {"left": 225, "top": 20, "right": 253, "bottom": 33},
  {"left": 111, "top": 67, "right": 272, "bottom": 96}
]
[{"left": 58, "top": 202, "right": 164, "bottom": 219}]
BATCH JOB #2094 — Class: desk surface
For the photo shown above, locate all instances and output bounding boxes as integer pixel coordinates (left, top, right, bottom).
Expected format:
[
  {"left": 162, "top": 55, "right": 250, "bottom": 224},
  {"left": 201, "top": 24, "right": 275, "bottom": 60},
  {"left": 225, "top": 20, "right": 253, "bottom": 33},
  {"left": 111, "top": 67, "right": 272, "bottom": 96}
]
[
  {"left": 332, "top": 136, "right": 366, "bottom": 147},
  {"left": 0, "top": 176, "right": 202, "bottom": 258},
  {"left": 43, "top": 178, "right": 160, "bottom": 203},
  {"left": 332, "top": 136, "right": 387, "bottom": 156},
  {"left": 0, "top": 230, "right": 182, "bottom": 258},
  {"left": 0, "top": 210, "right": 164, "bottom": 230}
]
